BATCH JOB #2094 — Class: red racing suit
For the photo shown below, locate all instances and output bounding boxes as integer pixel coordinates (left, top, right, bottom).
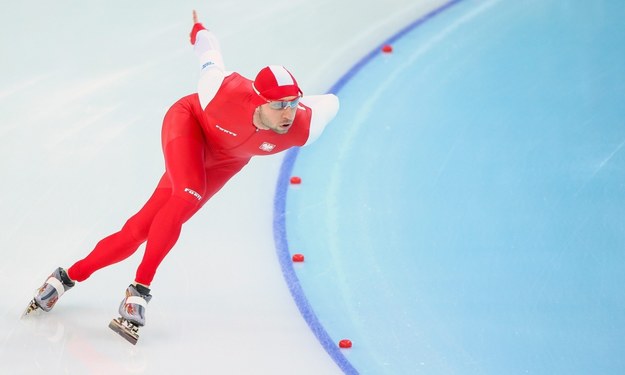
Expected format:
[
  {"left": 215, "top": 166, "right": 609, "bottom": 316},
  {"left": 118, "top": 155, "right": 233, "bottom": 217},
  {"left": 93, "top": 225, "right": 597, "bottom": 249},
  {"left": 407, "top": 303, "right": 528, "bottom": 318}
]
[{"left": 67, "top": 28, "right": 337, "bottom": 286}]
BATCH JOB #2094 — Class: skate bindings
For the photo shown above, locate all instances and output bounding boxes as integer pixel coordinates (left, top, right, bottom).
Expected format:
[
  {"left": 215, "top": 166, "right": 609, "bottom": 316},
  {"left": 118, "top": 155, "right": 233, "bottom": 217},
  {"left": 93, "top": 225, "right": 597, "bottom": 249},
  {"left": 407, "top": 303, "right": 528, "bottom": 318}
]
[
  {"left": 109, "top": 284, "right": 152, "bottom": 345},
  {"left": 23, "top": 267, "right": 75, "bottom": 317}
]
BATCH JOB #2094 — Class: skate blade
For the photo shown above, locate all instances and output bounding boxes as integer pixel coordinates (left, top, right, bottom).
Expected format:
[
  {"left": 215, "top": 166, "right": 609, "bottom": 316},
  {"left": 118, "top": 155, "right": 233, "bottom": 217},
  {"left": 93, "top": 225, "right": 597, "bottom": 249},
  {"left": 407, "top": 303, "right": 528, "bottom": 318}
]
[
  {"left": 21, "top": 299, "right": 40, "bottom": 319},
  {"left": 109, "top": 318, "right": 139, "bottom": 345}
]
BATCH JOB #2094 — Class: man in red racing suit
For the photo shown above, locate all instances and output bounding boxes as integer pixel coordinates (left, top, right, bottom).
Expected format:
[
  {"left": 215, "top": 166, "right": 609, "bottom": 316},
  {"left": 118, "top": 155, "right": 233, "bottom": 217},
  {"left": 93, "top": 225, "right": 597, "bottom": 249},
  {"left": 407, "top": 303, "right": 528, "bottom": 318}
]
[{"left": 29, "top": 10, "right": 339, "bottom": 330}]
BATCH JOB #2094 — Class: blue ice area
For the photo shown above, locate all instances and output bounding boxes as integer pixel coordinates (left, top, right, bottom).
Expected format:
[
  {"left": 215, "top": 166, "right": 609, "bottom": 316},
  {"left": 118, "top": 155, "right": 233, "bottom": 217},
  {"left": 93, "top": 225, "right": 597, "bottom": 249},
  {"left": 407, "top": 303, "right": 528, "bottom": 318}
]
[{"left": 282, "top": 0, "right": 625, "bottom": 374}]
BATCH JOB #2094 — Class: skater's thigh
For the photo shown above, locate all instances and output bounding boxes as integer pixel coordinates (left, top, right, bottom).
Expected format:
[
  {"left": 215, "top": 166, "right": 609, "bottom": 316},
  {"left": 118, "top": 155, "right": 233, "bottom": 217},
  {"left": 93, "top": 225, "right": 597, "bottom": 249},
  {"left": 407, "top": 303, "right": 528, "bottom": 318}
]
[
  {"left": 162, "top": 136, "right": 207, "bottom": 202},
  {"left": 161, "top": 107, "right": 207, "bottom": 202},
  {"left": 161, "top": 100, "right": 204, "bottom": 147}
]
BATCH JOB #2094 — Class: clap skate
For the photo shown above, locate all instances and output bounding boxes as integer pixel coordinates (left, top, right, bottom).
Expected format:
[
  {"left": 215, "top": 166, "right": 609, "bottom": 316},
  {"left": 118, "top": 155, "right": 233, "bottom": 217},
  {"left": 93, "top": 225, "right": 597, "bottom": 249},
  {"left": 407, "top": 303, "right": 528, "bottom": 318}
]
[
  {"left": 22, "top": 299, "right": 41, "bottom": 317},
  {"left": 22, "top": 267, "right": 75, "bottom": 318},
  {"left": 109, "top": 317, "right": 141, "bottom": 345},
  {"left": 109, "top": 284, "right": 152, "bottom": 345}
]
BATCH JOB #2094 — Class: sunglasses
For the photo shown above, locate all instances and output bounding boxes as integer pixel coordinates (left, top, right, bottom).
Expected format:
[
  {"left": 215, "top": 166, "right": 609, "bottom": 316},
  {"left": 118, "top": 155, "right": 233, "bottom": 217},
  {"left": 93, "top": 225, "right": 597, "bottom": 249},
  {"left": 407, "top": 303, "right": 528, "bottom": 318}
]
[{"left": 268, "top": 97, "right": 301, "bottom": 110}]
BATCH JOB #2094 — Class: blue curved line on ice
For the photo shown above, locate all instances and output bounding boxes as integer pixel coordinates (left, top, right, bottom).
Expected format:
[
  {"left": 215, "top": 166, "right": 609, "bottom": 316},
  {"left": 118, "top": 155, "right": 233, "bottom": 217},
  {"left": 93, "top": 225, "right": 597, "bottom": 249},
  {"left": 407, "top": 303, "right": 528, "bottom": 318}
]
[{"left": 273, "top": 1, "right": 464, "bottom": 373}]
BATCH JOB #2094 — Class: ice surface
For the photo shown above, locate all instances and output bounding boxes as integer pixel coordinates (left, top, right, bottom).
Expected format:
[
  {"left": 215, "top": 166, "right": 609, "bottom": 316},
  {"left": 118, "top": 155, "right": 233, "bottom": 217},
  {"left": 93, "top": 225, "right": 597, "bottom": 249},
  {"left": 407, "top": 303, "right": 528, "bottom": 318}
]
[{"left": 0, "top": 0, "right": 445, "bottom": 374}]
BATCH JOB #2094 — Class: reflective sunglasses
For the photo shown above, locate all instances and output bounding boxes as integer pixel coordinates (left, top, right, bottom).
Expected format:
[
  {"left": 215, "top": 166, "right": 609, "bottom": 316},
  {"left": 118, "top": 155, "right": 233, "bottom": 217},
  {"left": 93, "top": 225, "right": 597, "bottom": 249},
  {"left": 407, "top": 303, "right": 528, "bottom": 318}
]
[{"left": 268, "top": 97, "right": 301, "bottom": 110}]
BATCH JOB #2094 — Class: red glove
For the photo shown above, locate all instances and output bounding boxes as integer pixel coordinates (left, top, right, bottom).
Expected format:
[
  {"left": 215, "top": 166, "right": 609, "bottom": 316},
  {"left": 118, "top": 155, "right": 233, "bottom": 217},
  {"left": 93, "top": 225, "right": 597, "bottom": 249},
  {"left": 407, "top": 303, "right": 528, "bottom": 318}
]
[{"left": 190, "top": 23, "right": 206, "bottom": 45}]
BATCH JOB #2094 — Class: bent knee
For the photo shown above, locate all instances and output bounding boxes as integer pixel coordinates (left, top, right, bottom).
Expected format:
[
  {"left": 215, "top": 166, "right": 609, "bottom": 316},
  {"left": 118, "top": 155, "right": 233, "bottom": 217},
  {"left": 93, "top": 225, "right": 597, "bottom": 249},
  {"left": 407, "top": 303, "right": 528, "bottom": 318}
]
[{"left": 122, "top": 216, "right": 151, "bottom": 243}]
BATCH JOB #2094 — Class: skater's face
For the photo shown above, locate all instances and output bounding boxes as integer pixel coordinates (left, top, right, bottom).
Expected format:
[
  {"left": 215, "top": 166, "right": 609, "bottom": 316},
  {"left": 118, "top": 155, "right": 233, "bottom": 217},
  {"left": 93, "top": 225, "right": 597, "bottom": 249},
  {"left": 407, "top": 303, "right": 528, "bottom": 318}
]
[{"left": 254, "top": 96, "right": 300, "bottom": 134}]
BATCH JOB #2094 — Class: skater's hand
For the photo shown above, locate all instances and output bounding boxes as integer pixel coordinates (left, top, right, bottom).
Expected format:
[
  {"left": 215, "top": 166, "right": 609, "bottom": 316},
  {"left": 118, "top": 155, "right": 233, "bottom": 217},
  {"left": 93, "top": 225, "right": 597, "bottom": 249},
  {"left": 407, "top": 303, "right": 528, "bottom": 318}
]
[
  {"left": 190, "top": 10, "right": 206, "bottom": 45},
  {"left": 193, "top": 9, "right": 199, "bottom": 24}
]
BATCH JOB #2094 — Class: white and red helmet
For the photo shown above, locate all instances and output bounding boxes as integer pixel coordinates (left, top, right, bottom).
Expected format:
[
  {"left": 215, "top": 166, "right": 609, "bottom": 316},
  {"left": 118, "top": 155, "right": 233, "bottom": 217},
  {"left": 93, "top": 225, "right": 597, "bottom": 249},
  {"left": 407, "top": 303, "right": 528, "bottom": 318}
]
[{"left": 252, "top": 65, "right": 303, "bottom": 105}]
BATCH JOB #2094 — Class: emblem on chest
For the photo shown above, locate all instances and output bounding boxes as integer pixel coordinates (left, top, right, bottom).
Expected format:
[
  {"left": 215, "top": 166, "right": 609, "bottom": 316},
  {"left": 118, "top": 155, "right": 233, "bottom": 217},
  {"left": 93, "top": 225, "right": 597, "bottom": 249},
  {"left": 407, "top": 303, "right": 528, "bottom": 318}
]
[{"left": 259, "top": 142, "right": 276, "bottom": 152}]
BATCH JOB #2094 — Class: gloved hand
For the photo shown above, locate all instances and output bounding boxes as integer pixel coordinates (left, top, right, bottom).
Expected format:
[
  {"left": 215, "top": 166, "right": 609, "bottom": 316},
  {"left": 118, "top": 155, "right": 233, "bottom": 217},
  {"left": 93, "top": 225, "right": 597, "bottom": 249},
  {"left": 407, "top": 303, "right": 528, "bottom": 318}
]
[{"left": 190, "top": 10, "right": 206, "bottom": 45}]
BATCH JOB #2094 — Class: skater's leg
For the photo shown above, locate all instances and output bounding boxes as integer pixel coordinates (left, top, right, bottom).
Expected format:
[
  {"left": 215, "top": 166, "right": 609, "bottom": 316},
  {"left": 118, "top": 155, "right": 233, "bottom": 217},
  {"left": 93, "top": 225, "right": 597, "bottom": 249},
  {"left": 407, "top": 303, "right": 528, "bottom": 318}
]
[
  {"left": 134, "top": 159, "right": 247, "bottom": 285},
  {"left": 67, "top": 177, "right": 172, "bottom": 282},
  {"left": 133, "top": 134, "right": 208, "bottom": 286},
  {"left": 66, "top": 100, "right": 201, "bottom": 283},
  {"left": 131, "top": 100, "right": 213, "bottom": 285}
]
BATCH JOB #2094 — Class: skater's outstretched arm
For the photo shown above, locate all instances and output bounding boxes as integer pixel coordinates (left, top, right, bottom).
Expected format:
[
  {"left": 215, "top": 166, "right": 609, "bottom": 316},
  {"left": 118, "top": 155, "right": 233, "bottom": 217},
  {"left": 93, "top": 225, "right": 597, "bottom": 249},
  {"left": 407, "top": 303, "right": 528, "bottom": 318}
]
[
  {"left": 301, "top": 94, "right": 340, "bottom": 145},
  {"left": 190, "top": 10, "right": 226, "bottom": 110}
]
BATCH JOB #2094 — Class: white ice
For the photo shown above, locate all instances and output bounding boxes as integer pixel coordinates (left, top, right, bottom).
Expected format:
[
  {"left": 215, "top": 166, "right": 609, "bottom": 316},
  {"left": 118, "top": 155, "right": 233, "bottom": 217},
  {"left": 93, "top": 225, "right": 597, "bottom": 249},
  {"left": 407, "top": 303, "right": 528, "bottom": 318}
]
[{"left": 0, "top": 1, "right": 446, "bottom": 374}]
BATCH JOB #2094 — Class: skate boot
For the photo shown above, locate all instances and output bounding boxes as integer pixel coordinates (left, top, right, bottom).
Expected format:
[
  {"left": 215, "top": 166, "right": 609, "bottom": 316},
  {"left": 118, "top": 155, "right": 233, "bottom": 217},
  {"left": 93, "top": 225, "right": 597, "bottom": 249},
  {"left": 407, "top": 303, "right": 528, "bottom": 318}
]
[
  {"left": 23, "top": 267, "right": 75, "bottom": 317},
  {"left": 109, "top": 284, "right": 152, "bottom": 345},
  {"left": 118, "top": 284, "right": 152, "bottom": 327}
]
